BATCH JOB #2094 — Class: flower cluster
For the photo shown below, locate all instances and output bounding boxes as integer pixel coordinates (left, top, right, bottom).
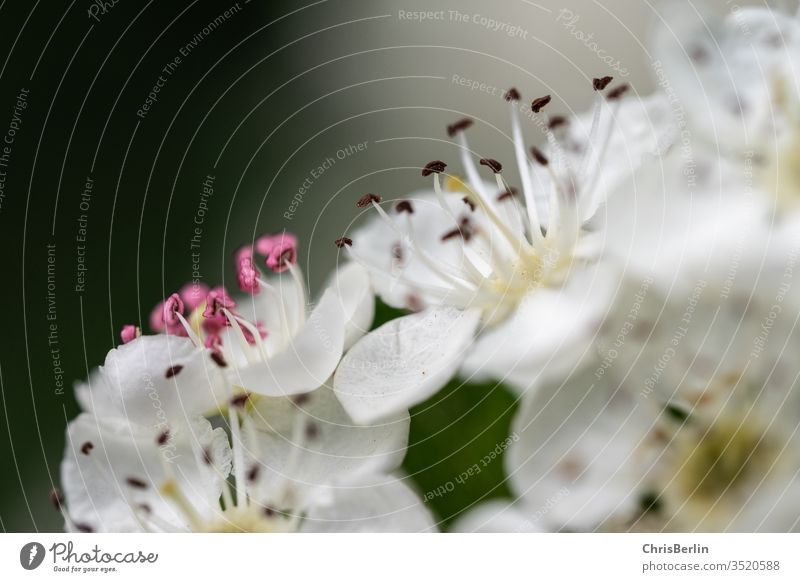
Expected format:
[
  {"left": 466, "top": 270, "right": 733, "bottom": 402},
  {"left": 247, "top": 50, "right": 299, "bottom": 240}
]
[{"left": 55, "top": 1, "right": 800, "bottom": 533}]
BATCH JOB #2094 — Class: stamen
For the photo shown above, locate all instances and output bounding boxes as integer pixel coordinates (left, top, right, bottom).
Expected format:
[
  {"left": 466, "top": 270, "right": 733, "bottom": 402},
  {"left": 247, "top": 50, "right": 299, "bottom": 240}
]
[
  {"left": 421, "top": 160, "right": 447, "bottom": 176},
  {"left": 175, "top": 312, "right": 203, "bottom": 347},
  {"left": 446, "top": 118, "right": 473, "bottom": 137},
  {"left": 606, "top": 84, "right": 629, "bottom": 100},
  {"left": 262, "top": 234, "right": 298, "bottom": 274},
  {"left": 531, "top": 95, "right": 552, "bottom": 113},
  {"left": 479, "top": 158, "right": 503, "bottom": 174},
  {"left": 508, "top": 97, "right": 545, "bottom": 246},
  {"left": 305, "top": 422, "right": 319, "bottom": 440},
  {"left": 256, "top": 233, "right": 299, "bottom": 275},
  {"left": 203, "top": 288, "right": 235, "bottom": 319},
  {"left": 156, "top": 430, "right": 170, "bottom": 446},
  {"left": 220, "top": 308, "right": 257, "bottom": 363},
  {"left": 75, "top": 523, "right": 94, "bottom": 533},
  {"left": 441, "top": 217, "right": 474, "bottom": 242},
  {"left": 334, "top": 236, "right": 353, "bottom": 248},
  {"left": 395, "top": 200, "right": 414, "bottom": 214},
  {"left": 531, "top": 146, "right": 549, "bottom": 166},
  {"left": 80, "top": 441, "right": 94, "bottom": 455},
  {"left": 548, "top": 116, "right": 568, "bottom": 130},
  {"left": 504, "top": 87, "right": 521, "bottom": 101},
  {"left": 287, "top": 262, "right": 308, "bottom": 330},
  {"left": 236, "top": 248, "right": 260, "bottom": 295},
  {"left": 356, "top": 193, "right": 382, "bottom": 208},
  {"left": 462, "top": 197, "right": 476, "bottom": 211},
  {"left": 497, "top": 187, "right": 518, "bottom": 202},
  {"left": 165, "top": 365, "right": 183, "bottom": 378},
  {"left": 120, "top": 325, "right": 140, "bottom": 344},
  {"left": 163, "top": 293, "right": 185, "bottom": 328},
  {"left": 593, "top": 76, "right": 613, "bottom": 91},
  {"left": 210, "top": 351, "right": 227, "bottom": 367},
  {"left": 230, "top": 392, "right": 251, "bottom": 409}
]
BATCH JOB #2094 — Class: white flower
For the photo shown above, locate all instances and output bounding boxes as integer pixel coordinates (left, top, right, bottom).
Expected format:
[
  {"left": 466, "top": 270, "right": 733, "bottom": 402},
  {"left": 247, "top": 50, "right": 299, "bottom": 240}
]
[
  {"left": 651, "top": 0, "right": 800, "bottom": 210},
  {"left": 142, "top": 234, "right": 372, "bottom": 401},
  {"left": 503, "top": 273, "right": 800, "bottom": 532},
  {"left": 98, "top": 334, "right": 230, "bottom": 428},
  {"left": 220, "top": 257, "right": 373, "bottom": 398},
  {"left": 58, "top": 386, "right": 433, "bottom": 532},
  {"left": 334, "top": 84, "right": 672, "bottom": 423},
  {"left": 450, "top": 500, "right": 543, "bottom": 533}
]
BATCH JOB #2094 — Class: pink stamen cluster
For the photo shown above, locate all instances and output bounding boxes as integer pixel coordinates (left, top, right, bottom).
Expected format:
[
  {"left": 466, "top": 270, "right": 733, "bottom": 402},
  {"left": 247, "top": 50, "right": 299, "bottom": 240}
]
[
  {"left": 140, "top": 232, "right": 298, "bottom": 354},
  {"left": 149, "top": 284, "right": 210, "bottom": 335},
  {"left": 257, "top": 232, "right": 298, "bottom": 273},
  {"left": 235, "top": 231, "right": 299, "bottom": 295}
]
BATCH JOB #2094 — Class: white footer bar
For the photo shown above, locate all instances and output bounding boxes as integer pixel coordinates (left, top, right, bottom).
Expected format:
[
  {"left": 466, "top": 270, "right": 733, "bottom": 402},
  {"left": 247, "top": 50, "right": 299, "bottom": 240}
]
[{"left": 1, "top": 533, "right": 798, "bottom": 580}]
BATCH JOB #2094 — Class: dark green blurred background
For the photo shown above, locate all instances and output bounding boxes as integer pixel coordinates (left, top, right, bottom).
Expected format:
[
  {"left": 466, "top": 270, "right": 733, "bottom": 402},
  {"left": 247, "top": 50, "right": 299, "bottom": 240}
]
[{"left": 0, "top": 0, "right": 747, "bottom": 531}]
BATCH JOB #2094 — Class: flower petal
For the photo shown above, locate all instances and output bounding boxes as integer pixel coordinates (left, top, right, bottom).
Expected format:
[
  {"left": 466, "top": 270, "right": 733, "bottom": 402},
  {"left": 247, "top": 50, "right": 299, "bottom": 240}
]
[
  {"left": 461, "top": 266, "right": 614, "bottom": 394},
  {"left": 326, "top": 261, "right": 375, "bottom": 350},
  {"left": 300, "top": 475, "right": 435, "bottom": 533},
  {"left": 60, "top": 414, "right": 229, "bottom": 532},
  {"left": 100, "top": 335, "right": 229, "bottom": 427},
  {"left": 243, "top": 386, "right": 409, "bottom": 502},
  {"left": 334, "top": 306, "right": 480, "bottom": 424},
  {"left": 233, "top": 288, "right": 345, "bottom": 396},
  {"left": 74, "top": 368, "right": 120, "bottom": 417},
  {"left": 450, "top": 500, "right": 542, "bottom": 532},
  {"left": 507, "top": 364, "right": 658, "bottom": 531}
]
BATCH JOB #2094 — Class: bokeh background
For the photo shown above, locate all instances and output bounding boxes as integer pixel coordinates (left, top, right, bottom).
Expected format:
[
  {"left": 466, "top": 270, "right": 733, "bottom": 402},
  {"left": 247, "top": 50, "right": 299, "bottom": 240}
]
[{"left": 0, "top": 0, "right": 762, "bottom": 532}]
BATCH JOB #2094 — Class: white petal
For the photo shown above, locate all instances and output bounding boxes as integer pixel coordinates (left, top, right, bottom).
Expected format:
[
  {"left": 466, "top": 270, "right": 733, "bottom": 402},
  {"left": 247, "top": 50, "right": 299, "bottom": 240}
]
[
  {"left": 602, "top": 147, "right": 765, "bottom": 293},
  {"left": 100, "top": 335, "right": 229, "bottom": 428},
  {"left": 243, "top": 386, "right": 409, "bottom": 502},
  {"left": 461, "top": 265, "right": 614, "bottom": 394},
  {"left": 334, "top": 306, "right": 480, "bottom": 424},
  {"left": 300, "top": 475, "right": 435, "bottom": 533},
  {"left": 507, "top": 364, "right": 658, "bottom": 531},
  {"left": 74, "top": 368, "right": 119, "bottom": 417},
  {"left": 326, "top": 261, "right": 375, "bottom": 350},
  {"left": 60, "top": 414, "right": 228, "bottom": 532},
  {"left": 233, "top": 288, "right": 345, "bottom": 396},
  {"left": 450, "top": 500, "right": 542, "bottom": 532}
]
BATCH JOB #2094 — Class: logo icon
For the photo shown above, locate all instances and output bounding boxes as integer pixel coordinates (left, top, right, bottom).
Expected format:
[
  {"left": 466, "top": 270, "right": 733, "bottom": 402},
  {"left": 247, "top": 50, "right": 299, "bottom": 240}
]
[{"left": 20, "top": 542, "right": 46, "bottom": 570}]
